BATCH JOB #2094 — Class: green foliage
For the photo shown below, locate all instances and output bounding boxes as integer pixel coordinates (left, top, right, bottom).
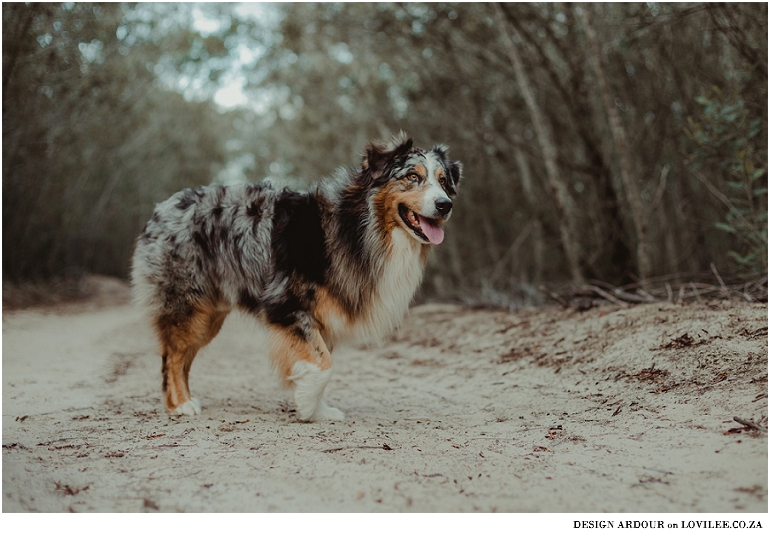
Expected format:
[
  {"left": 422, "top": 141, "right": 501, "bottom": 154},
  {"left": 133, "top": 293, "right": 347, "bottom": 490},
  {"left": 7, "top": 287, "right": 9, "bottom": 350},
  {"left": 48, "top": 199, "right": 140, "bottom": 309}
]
[{"left": 685, "top": 86, "right": 768, "bottom": 273}]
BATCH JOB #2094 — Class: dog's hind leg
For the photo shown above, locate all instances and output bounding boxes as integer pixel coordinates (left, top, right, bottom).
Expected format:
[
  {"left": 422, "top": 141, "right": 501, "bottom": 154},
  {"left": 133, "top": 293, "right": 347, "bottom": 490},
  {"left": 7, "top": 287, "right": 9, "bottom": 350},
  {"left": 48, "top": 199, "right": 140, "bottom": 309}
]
[
  {"left": 156, "top": 306, "right": 229, "bottom": 416},
  {"left": 267, "top": 321, "right": 345, "bottom": 422}
]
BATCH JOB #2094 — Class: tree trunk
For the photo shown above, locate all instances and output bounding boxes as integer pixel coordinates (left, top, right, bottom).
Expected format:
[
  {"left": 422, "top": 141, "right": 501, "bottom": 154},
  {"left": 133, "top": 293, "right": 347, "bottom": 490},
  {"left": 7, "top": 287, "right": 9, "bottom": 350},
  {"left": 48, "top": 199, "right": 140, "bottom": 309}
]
[
  {"left": 493, "top": 3, "right": 585, "bottom": 285},
  {"left": 580, "top": 3, "right": 653, "bottom": 286},
  {"left": 511, "top": 131, "right": 545, "bottom": 284}
]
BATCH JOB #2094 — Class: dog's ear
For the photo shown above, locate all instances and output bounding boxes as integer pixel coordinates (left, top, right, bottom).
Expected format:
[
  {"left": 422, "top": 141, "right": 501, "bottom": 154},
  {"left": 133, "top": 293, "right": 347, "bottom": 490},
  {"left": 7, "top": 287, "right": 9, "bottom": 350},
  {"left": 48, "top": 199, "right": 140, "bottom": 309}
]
[
  {"left": 448, "top": 159, "right": 463, "bottom": 191},
  {"left": 361, "top": 134, "right": 413, "bottom": 186},
  {"left": 432, "top": 144, "right": 463, "bottom": 194}
]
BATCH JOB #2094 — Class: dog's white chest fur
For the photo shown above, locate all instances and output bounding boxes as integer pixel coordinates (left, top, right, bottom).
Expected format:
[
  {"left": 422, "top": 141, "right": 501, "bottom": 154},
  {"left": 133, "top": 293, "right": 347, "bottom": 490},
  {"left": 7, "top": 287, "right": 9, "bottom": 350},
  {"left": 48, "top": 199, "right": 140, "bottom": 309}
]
[{"left": 345, "top": 228, "right": 424, "bottom": 344}]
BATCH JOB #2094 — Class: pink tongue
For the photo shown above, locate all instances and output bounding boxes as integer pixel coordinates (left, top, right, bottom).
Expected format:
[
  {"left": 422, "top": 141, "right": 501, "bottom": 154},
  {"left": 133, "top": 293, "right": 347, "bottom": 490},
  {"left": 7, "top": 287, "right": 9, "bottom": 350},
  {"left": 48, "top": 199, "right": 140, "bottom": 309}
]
[{"left": 417, "top": 215, "right": 445, "bottom": 244}]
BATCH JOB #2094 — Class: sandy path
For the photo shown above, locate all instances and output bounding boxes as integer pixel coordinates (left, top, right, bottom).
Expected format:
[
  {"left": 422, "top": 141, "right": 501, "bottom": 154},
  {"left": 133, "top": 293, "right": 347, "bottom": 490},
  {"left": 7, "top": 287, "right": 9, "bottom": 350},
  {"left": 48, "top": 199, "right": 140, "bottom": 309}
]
[{"left": 2, "top": 292, "right": 767, "bottom": 512}]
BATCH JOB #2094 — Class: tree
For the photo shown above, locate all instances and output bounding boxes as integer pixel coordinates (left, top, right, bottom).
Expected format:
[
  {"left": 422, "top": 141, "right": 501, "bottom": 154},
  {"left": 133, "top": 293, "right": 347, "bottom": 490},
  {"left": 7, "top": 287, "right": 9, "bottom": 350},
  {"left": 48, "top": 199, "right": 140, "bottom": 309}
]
[
  {"left": 581, "top": 3, "right": 652, "bottom": 286},
  {"left": 2, "top": 3, "right": 237, "bottom": 281},
  {"left": 494, "top": 3, "right": 585, "bottom": 285},
  {"left": 3, "top": 2, "right": 766, "bottom": 303}
]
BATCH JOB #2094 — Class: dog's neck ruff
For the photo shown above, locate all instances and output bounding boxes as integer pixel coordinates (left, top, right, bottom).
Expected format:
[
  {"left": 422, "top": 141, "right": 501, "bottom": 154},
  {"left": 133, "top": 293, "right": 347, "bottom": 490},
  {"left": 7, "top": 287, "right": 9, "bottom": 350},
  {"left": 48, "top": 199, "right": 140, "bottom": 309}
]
[
  {"left": 367, "top": 226, "right": 425, "bottom": 339},
  {"left": 320, "top": 178, "right": 428, "bottom": 345}
]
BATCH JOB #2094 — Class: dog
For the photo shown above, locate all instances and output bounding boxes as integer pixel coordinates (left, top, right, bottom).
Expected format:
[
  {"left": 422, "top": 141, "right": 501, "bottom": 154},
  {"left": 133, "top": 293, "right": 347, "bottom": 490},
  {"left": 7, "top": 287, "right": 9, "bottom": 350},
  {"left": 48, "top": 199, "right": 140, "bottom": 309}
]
[{"left": 131, "top": 133, "right": 462, "bottom": 421}]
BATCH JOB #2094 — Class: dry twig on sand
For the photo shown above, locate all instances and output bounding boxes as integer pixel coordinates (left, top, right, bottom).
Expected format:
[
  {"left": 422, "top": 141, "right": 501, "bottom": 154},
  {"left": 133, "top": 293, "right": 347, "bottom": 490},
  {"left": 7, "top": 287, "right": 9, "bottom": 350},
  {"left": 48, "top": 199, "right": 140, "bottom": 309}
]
[{"left": 733, "top": 417, "right": 766, "bottom": 433}]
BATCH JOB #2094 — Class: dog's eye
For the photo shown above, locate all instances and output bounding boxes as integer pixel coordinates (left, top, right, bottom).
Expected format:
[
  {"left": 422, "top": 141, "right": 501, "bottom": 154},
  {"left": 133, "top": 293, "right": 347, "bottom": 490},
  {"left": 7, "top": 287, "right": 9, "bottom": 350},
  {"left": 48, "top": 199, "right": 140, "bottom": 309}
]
[
  {"left": 439, "top": 175, "right": 446, "bottom": 186},
  {"left": 407, "top": 173, "right": 420, "bottom": 182}
]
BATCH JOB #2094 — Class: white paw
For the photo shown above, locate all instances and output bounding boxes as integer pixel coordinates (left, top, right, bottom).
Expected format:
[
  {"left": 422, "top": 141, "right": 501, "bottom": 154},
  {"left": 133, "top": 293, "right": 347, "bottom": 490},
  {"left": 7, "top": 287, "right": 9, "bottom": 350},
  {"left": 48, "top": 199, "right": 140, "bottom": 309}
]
[
  {"left": 169, "top": 398, "right": 201, "bottom": 416},
  {"left": 310, "top": 399, "right": 345, "bottom": 421},
  {"left": 290, "top": 361, "right": 334, "bottom": 421}
]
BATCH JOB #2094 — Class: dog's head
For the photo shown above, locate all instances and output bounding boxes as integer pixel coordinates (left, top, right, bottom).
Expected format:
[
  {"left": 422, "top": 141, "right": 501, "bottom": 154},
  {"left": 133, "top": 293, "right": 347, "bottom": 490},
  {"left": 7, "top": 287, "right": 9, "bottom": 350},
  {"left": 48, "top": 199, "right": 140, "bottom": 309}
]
[{"left": 361, "top": 133, "right": 462, "bottom": 245}]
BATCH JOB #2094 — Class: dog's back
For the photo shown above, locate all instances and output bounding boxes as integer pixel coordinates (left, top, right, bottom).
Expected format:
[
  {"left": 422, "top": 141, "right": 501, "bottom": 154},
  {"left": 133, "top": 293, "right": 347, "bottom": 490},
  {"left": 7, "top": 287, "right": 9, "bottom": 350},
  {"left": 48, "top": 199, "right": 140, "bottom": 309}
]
[{"left": 132, "top": 183, "right": 274, "bottom": 317}]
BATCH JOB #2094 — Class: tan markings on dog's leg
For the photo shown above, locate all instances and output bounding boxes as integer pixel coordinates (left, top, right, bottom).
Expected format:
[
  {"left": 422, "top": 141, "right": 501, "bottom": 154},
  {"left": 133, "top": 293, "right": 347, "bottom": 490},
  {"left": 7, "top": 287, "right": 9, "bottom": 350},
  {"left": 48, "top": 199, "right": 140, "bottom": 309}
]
[
  {"left": 162, "top": 345, "right": 200, "bottom": 415},
  {"left": 314, "top": 288, "right": 352, "bottom": 350},
  {"left": 206, "top": 309, "right": 229, "bottom": 342},
  {"left": 267, "top": 324, "right": 344, "bottom": 421},
  {"left": 267, "top": 324, "right": 332, "bottom": 380},
  {"left": 158, "top": 325, "right": 197, "bottom": 416},
  {"left": 156, "top": 306, "right": 228, "bottom": 416}
]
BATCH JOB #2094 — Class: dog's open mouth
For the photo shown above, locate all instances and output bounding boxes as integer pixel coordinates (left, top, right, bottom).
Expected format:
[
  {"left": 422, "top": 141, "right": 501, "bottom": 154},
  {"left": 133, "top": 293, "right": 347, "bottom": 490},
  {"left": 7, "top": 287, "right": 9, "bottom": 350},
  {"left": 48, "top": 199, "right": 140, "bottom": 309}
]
[{"left": 398, "top": 204, "right": 445, "bottom": 244}]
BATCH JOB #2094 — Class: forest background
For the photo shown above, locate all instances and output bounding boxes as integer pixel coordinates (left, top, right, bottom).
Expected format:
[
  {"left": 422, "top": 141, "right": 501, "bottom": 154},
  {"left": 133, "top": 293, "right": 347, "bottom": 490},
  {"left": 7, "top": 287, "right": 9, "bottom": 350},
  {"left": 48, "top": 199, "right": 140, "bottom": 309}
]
[{"left": 3, "top": 2, "right": 767, "bottom": 306}]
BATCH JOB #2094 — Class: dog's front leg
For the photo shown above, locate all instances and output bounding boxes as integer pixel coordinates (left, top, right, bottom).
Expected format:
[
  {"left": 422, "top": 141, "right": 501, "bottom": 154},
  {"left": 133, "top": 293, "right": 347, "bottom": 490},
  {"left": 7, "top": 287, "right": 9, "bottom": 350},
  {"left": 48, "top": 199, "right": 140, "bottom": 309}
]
[{"left": 266, "top": 321, "right": 345, "bottom": 422}]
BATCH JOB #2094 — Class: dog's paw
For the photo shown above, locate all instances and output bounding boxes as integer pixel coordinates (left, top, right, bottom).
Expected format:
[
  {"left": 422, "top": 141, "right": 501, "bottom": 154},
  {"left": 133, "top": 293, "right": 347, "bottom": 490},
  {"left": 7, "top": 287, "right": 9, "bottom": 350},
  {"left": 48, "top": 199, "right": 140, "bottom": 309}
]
[
  {"left": 169, "top": 398, "right": 201, "bottom": 416},
  {"left": 309, "top": 399, "right": 345, "bottom": 421}
]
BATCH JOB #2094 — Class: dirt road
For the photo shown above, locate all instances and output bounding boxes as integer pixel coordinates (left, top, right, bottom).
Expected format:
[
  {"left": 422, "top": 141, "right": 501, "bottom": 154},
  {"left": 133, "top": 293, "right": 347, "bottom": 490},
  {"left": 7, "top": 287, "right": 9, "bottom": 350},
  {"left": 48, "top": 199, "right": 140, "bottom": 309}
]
[{"left": 3, "top": 282, "right": 767, "bottom": 512}]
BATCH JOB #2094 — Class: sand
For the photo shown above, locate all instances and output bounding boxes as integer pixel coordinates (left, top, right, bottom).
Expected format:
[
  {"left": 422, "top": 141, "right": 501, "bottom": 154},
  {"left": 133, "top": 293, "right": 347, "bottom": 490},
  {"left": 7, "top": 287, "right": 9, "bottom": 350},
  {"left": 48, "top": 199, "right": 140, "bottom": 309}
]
[{"left": 2, "top": 278, "right": 767, "bottom": 512}]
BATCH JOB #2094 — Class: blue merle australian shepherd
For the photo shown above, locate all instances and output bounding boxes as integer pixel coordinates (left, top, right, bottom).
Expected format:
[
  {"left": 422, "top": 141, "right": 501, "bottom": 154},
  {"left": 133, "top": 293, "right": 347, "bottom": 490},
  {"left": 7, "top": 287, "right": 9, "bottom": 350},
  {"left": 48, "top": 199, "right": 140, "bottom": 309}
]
[{"left": 131, "top": 133, "right": 462, "bottom": 421}]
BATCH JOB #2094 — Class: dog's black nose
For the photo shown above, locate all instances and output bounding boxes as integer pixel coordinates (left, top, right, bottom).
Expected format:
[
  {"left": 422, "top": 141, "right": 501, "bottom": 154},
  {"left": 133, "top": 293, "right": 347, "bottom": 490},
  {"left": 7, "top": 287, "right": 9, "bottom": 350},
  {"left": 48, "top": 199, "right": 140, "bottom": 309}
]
[{"left": 435, "top": 198, "right": 453, "bottom": 216}]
